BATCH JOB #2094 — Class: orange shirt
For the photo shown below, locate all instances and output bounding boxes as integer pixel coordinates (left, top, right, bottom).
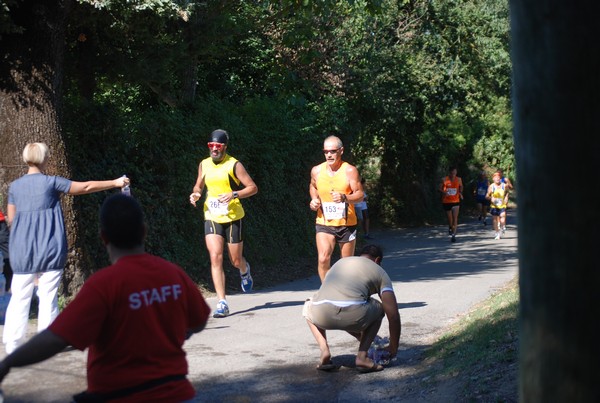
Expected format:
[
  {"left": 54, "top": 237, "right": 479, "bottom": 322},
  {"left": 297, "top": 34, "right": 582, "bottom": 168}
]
[
  {"left": 441, "top": 176, "right": 461, "bottom": 204},
  {"left": 315, "top": 162, "right": 357, "bottom": 226}
]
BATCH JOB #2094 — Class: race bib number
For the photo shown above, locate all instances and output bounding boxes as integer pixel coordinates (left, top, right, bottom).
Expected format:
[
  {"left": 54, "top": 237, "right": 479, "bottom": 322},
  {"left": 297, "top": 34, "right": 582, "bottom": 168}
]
[
  {"left": 493, "top": 198, "right": 503, "bottom": 207},
  {"left": 207, "top": 197, "right": 230, "bottom": 216},
  {"left": 322, "top": 202, "right": 347, "bottom": 220},
  {"left": 477, "top": 188, "right": 487, "bottom": 196},
  {"left": 446, "top": 188, "right": 457, "bottom": 196}
]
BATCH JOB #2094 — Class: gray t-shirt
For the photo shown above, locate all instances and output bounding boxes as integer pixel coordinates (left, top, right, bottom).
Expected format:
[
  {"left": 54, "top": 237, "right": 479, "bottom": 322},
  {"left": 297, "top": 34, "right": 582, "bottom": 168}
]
[
  {"left": 8, "top": 173, "right": 72, "bottom": 273},
  {"left": 312, "top": 256, "right": 394, "bottom": 303}
]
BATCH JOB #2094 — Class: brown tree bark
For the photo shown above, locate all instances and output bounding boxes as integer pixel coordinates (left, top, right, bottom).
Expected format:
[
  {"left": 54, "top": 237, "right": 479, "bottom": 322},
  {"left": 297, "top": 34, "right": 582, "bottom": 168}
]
[
  {"left": 511, "top": 1, "right": 600, "bottom": 401},
  {"left": 0, "top": 0, "right": 86, "bottom": 297}
]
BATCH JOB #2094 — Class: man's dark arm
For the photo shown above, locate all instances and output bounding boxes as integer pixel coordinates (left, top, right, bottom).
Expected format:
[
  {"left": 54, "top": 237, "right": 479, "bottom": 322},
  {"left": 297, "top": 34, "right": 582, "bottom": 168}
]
[
  {"left": 0, "top": 329, "right": 68, "bottom": 383},
  {"left": 381, "top": 291, "right": 401, "bottom": 356}
]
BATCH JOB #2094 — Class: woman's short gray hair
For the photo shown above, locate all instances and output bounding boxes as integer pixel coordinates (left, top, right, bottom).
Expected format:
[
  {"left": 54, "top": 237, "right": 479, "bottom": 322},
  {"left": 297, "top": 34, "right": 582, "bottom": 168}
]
[{"left": 22, "top": 142, "right": 49, "bottom": 166}]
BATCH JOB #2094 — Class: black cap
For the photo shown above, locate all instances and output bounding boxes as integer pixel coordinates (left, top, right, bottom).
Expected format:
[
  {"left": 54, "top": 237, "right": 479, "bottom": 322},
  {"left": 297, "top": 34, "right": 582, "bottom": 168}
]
[{"left": 210, "top": 129, "right": 229, "bottom": 144}]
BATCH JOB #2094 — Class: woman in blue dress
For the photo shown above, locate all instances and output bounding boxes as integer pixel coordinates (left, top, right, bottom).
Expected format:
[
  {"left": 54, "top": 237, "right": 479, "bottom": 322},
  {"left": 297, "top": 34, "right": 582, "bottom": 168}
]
[{"left": 3, "top": 143, "right": 129, "bottom": 354}]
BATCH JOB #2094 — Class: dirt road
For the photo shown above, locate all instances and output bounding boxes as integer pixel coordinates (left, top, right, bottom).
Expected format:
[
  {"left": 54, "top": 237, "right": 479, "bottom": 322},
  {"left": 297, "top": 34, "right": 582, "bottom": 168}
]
[{"left": 0, "top": 217, "right": 518, "bottom": 402}]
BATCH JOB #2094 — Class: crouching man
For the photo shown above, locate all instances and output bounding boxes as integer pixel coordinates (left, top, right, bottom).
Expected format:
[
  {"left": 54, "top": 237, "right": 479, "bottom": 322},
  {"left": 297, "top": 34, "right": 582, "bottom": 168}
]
[{"left": 303, "top": 244, "right": 401, "bottom": 373}]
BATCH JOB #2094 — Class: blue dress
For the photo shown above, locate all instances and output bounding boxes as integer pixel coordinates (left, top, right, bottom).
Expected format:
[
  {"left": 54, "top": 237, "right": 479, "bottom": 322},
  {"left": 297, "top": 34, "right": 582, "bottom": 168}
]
[{"left": 7, "top": 174, "right": 72, "bottom": 274}]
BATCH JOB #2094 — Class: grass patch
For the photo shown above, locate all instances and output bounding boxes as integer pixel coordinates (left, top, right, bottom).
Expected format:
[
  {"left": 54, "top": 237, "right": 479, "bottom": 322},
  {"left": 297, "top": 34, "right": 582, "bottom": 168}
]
[{"left": 424, "top": 276, "right": 519, "bottom": 400}]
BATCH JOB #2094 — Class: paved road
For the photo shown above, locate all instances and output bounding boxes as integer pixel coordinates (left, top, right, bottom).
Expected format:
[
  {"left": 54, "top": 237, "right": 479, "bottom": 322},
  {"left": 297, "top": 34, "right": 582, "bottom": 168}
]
[{"left": 0, "top": 216, "right": 518, "bottom": 402}]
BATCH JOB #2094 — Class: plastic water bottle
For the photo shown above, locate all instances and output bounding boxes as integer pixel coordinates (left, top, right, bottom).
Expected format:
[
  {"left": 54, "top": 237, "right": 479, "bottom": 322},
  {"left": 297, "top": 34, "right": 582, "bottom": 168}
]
[
  {"left": 121, "top": 175, "right": 131, "bottom": 196},
  {"left": 368, "top": 335, "right": 392, "bottom": 365}
]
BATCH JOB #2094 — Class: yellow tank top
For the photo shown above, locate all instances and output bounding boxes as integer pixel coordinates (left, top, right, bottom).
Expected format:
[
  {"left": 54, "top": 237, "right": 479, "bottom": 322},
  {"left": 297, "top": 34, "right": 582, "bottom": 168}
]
[
  {"left": 201, "top": 155, "right": 245, "bottom": 223},
  {"left": 490, "top": 184, "right": 507, "bottom": 209},
  {"left": 315, "top": 162, "right": 357, "bottom": 226}
]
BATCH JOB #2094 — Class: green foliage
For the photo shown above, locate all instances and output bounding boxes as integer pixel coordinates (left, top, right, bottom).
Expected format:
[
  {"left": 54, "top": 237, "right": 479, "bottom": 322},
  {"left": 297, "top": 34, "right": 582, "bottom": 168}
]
[
  {"left": 330, "top": 0, "right": 513, "bottom": 226},
  {"left": 67, "top": 1, "right": 253, "bottom": 107},
  {"left": 16, "top": 0, "right": 513, "bottom": 296},
  {"left": 471, "top": 96, "right": 515, "bottom": 178},
  {"left": 63, "top": 87, "right": 319, "bottom": 288}
]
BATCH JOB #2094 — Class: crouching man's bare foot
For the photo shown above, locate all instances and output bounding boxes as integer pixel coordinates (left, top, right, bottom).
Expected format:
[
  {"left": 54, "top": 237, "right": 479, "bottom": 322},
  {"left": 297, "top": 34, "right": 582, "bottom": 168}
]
[
  {"left": 316, "top": 352, "right": 339, "bottom": 371},
  {"left": 355, "top": 357, "right": 384, "bottom": 374}
]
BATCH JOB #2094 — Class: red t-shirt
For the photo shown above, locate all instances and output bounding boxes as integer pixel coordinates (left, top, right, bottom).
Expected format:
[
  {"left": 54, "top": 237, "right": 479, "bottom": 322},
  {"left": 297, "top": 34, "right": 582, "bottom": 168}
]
[
  {"left": 0, "top": 210, "right": 5, "bottom": 221},
  {"left": 49, "top": 253, "right": 210, "bottom": 402}
]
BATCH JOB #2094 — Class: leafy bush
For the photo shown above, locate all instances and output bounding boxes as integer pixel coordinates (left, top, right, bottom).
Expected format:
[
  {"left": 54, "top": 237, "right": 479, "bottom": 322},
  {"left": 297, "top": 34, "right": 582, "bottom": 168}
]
[{"left": 63, "top": 91, "right": 320, "bottom": 294}]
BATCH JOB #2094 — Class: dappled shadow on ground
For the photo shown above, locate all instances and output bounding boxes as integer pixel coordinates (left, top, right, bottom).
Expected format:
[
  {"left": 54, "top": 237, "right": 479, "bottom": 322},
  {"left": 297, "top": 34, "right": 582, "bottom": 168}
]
[
  {"left": 189, "top": 299, "right": 518, "bottom": 403},
  {"left": 0, "top": 217, "right": 518, "bottom": 403},
  {"left": 228, "top": 300, "right": 306, "bottom": 316},
  {"left": 190, "top": 341, "right": 434, "bottom": 403},
  {"left": 228, "top": 219, "right": 519, "bottom": 297}
]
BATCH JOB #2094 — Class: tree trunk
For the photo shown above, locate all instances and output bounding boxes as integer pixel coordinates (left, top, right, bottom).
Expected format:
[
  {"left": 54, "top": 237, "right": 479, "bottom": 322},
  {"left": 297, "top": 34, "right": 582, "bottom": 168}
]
[
  {"left": 179, "top": 61, "right": 198, "bottom": 105},
  {"left": 0, "top": 0, "right": 86, "bottom": 297},
  {"left": 511, "top": 1, "right": 600, "bottom": 401}
]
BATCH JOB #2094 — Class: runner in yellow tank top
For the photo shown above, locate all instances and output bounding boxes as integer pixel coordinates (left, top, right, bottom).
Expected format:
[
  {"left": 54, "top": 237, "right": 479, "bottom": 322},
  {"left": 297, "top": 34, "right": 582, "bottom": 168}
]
[
  {"left": 201, "top": 155, "right": 245, "bottom": 223},
  {"left": 496, "top": 168, "right": 513, "bottom": 234},
  {"left": 486, "top": 172, "right": 509, "bottom": 240},
  {"left": 189, "top": 130, "right": 258, "bottom": 318},
  {"left": 309, "top": 136, "right": 364, "bottom": 281}
]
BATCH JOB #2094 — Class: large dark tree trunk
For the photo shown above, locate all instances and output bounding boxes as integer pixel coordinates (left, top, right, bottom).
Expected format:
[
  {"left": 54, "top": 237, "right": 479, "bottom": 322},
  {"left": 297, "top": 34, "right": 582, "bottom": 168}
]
[
  {"left": 0, "top": 0, "right": 86, "bottom": 297},
  {"left": 511, "top": 1, "right": 600, "bottom": 401}
]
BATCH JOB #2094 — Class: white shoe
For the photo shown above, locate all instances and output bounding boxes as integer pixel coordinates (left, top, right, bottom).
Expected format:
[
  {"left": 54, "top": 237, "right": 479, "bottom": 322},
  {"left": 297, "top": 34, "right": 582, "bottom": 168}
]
[
  {"left": 213, "top": 300, "right": 230, "bottom": 318},
  {"left": 494, "top": 232, "right": 500, "bottom": 240}
]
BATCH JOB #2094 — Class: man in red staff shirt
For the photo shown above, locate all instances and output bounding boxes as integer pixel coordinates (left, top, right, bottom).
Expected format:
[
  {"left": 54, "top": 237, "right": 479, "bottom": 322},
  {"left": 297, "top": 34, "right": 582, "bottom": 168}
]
[{"left": 0, "top": 194, "right": 211, "bottom": 402}]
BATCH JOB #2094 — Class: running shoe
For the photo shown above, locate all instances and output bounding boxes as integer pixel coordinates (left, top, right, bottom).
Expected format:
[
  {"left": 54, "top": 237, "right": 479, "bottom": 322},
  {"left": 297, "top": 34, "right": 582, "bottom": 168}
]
[
  {"left": 448, "top": 228, "right": 453, "bottom": 235},
  {"left": 483, "top": 219, "right": 487, "bottom": 226},
  {"left": 494, "top": 232, "right": 501, "bottom": 240},
  {"left": 478, "top": 215, "right": 482, "bottom": 221},
  {"left": 241, "top": 261, "right": 253, "bottom": 292},
  {"left": 451, "top": 235, "right": 456, "bottom": 243},
  {"left": 213, "top": 300, "right": 230, "bottom": 318},
  {"left": 502, "top": 226, "right": 506, "bottom": 234}
]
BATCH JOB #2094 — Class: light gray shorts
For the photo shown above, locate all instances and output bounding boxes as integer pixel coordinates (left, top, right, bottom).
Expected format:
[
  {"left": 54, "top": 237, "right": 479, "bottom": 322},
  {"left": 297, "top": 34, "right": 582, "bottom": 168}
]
[{"left": 302, "top": 298, "right": 384, "bottom": 333}]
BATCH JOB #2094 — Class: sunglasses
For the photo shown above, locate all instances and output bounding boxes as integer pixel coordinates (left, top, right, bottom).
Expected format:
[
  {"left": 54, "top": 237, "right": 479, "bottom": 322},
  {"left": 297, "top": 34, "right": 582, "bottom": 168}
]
[
  {"left": 323, "top": 148, "right": 341, "bottom": 155},
  {"left": 207, "top": 142, "right": 225, "bottom": 150}
]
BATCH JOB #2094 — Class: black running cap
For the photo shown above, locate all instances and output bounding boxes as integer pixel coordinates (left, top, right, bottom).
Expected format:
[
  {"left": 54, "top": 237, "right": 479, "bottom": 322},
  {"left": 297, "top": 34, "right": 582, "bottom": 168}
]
[{"left": 210, "top": 129, "right": 229, "bottom": 144}]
